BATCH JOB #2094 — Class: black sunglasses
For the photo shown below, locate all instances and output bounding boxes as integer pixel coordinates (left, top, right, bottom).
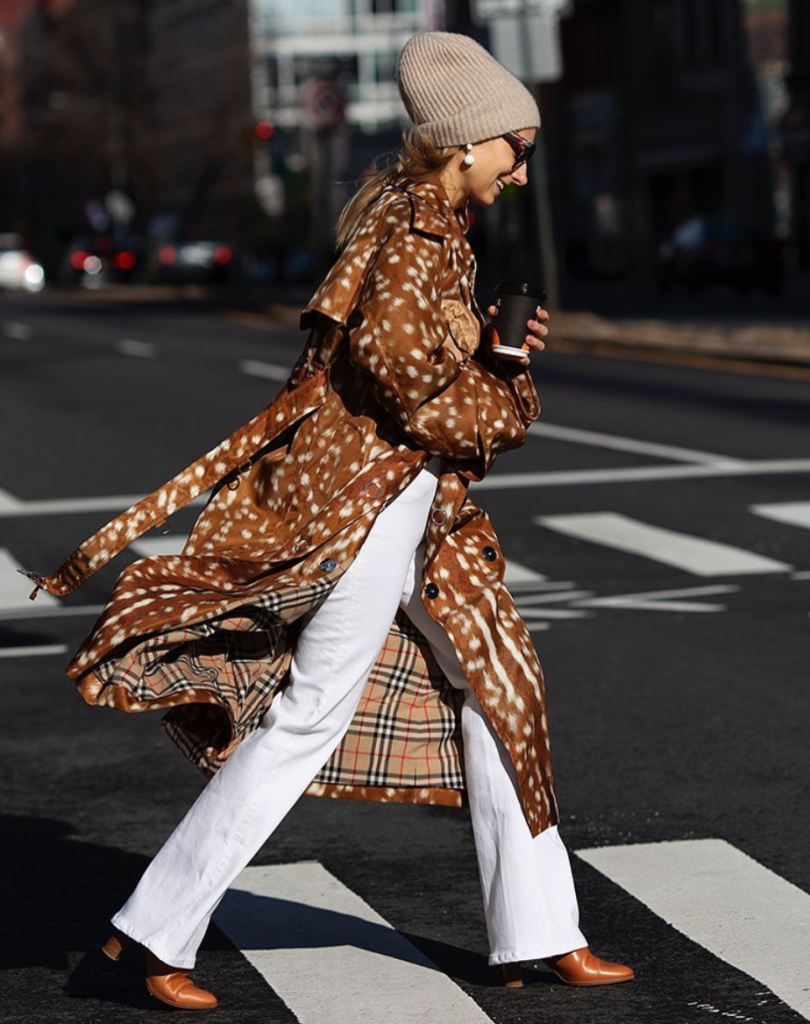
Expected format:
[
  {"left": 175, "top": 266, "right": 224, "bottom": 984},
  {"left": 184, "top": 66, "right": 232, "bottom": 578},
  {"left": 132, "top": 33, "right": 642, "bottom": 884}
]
[{"left": 502, "top": 131, "right": 536, "bottom": 171}]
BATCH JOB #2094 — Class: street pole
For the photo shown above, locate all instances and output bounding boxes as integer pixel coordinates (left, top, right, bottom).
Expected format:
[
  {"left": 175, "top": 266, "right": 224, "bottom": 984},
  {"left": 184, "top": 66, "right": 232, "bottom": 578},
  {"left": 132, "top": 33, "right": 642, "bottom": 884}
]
[{"left": 516, "top": 2, "right": 560, "bottom": 310}]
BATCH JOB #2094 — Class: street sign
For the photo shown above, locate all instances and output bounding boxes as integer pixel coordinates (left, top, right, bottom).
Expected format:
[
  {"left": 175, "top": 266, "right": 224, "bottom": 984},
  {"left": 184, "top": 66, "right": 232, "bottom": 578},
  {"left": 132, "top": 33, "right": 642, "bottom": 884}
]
[{"left": 301, "top": 79, "right": 347, "bottom": 131}]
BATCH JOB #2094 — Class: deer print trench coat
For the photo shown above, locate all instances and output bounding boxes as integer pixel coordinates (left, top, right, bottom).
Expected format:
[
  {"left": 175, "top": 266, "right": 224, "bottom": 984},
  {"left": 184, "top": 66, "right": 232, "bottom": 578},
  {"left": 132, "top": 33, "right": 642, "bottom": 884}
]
[{"left": 31, "top": 179, "right": 559, "bottom": 838}]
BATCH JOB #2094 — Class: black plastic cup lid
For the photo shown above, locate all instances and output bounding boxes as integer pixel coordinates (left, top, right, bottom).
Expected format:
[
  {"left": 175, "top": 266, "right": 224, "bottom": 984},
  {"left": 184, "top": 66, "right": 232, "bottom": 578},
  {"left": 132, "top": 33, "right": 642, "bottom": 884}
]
[{"left": 496, "top": 280, "right": 547, "bottom": 298}]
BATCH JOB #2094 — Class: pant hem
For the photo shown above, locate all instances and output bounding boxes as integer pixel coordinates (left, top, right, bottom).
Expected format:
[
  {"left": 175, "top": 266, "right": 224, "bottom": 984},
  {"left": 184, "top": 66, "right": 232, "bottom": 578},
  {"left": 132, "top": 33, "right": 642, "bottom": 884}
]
[
  {"left": 110, "top": 915, "right": 198, "bottom": 971},
  {"left": 488, "top": 941, "right": 584, "bottom": 967}
]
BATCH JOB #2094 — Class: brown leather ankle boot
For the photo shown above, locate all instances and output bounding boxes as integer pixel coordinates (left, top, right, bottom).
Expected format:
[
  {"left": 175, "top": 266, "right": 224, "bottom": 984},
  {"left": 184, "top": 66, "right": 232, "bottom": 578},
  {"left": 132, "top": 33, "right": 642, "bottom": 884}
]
[
  {"left": 545, "top": 947, "right": 634, "bottom": 986},
  {"left": 144, "top": 950, "right": 219, "bottom": 1010}
]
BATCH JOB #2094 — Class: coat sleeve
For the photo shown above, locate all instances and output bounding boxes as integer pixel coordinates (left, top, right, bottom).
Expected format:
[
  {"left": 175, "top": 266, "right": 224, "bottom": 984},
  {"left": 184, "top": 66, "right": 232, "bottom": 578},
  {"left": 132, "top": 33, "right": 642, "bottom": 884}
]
[{"left": 347, "top": 212, "right": 536, "bottom": 474}]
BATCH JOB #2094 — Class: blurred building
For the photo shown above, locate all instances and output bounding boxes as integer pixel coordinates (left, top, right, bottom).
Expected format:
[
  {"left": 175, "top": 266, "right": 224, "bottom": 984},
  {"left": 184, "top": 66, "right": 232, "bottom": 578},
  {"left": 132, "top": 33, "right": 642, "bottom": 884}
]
[
  {"left": 145, "top": 0, "right": 255, "bottom": 243},
  {"left": 782, "top": 0, "right": 810, "bottom": 268},
  {"left": 543, "top": 0, "right": 770, "bottom": 285}
]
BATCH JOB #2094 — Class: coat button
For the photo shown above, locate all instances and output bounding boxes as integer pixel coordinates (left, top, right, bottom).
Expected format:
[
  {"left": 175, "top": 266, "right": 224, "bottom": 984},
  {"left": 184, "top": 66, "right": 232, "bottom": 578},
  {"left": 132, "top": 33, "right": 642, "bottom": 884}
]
[
  {"left": 482, "top": 546, "right": 498, "bottom": 562},
  {"left": 363, "top": 480, "right": 383, "bottom": 498},
  {"left": 425, "top": 582, "right": 440, "bottom": 599},
  {"left": 431, "top": 508, "right": 447, "bottom": 524},
  {"left": 293, "top": 538, "right": 309, "bottom": 553},
  {"left": 319, "top": 558, "right": 338, "bottom": 573}
]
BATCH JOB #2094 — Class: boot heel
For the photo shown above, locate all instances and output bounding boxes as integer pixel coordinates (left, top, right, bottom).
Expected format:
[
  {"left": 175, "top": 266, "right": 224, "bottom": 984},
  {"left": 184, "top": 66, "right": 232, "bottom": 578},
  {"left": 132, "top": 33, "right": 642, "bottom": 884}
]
[
  {"left": 502, "top": 962, "right": 524, "bottom": 988},
  {"left": 101, "top": 929, "right": 130, "bottom": 962}
]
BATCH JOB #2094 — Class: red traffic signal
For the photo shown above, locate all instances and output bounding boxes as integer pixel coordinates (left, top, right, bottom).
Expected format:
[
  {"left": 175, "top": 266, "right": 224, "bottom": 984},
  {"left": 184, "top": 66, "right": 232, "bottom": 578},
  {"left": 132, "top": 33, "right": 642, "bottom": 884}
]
[{"left": 255, "top": 120, "right": 275, "bottom": 141}]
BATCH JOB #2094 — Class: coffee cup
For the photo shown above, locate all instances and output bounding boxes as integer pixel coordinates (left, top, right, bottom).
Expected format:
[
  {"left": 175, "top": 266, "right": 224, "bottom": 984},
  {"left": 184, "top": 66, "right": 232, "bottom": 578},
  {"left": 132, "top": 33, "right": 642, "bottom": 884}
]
[{"left": 491, "top": 280, "right": 547, "bottom": 360}]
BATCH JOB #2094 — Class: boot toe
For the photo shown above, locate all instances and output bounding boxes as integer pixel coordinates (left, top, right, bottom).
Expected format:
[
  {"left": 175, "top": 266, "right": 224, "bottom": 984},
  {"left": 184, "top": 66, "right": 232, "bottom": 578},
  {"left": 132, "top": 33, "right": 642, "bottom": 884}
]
[{"left": 546, "top": 947, "right": 634, "bottom": 986}]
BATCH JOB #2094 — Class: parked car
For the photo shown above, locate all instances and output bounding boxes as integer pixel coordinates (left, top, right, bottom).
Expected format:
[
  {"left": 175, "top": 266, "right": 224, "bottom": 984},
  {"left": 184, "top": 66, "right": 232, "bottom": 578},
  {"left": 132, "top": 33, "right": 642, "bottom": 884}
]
[
  {"left": 61, "top": 234, "right": 143, "bottom": 287},
  {"left": 657, "top": 216, "right": 785, "bottom": 296},
  {"left": 0, "top": 233, "right": 45, "bottom": 293},
  {"left": 147, "top": 235, "right": 238, "bottom": 285}
]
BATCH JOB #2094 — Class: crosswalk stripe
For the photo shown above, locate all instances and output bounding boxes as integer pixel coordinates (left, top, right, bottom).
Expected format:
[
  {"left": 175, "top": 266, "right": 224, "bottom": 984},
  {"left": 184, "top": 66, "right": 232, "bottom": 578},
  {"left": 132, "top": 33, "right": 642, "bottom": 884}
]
[
  {"left": 215, "top": 861, "right": 494, "bottom": 1024},
  {"left": 0, "top": 487, "right": 23, "bottom": 512},
  {"left": 0, "top": 548, "right": 58, "bottom": 611},
  {"left": 577, "top": 839, "right": 810, "bottom": 1020},
  {"left": 750, "top": 501, "right": 810, "bottom": 531},
  {"left": 238, "top": 359, "right": 291, "bottom": 382},
  {"left": 537, "top": 512, "right": 792, "bottom": 576},
  {"left": 503, "top": 557, "right": 546, "bottom": 584},
  {"left": 528, "top": 422, "right": 743, "bottom": 465}
]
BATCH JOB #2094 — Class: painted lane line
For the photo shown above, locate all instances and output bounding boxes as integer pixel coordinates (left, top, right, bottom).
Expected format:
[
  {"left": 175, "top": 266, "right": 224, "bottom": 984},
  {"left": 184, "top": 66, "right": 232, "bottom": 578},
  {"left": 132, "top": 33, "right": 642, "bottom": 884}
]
[
  {"left": 0, "top": 605, "right": 105, "bottom": 621},
  {"left": 0, "top": 487, "right": 23, "bottom": 512},
  {"left": 528, "top": 422, "right": 743, "bottom": 465},
  {"left": 515, "top": 589, "right": 593, "bottom": 606},
  {"left": 238, "top": 359, "right": 290, "bottom": 382},
  {"left": 577, "top": 839, "right": 810, "bottom": 1020},
  {"left": 3, "top": 321, "right": 32, "bottom": 340},
  {"left": 0, "top": 548, "right": 58, "bottom": 612},
  {"left": 504, "top": 557, "right": 547, "bottom": 584},
  {"left": 0, "top": 645, "right": 68, "bottom": 659},
  {"left": 507, "top": 579, "right": 577, "bottom": 592},
  {"left": 116, "top": 338, "right": 157, "bottom": 358},
  {"left": 751, "top": 501, "right": 810, "bottom": 531},
  {"left": 793, "top": 570, "right": 810, "bottom": 580},
  {"left": 131, "top": 535, "right": 187, "bottom": 558},
  {"left": 536, "top": 513, "right": 792, "bottom": 577},
  {"left": 473, "top": 458, "right": 810, "bottom": 491},
  {"left": 214, "top": 861, "right": 494, "bottom": 1024},
  {"left": 0, "top": 493, "right": 209, "bottom": 518},
  {"left": 573, "top": 583, "right": 739, "bottom": 613},
  {"left": 518, "top": 608, "right": 591, "bottom": 620}
]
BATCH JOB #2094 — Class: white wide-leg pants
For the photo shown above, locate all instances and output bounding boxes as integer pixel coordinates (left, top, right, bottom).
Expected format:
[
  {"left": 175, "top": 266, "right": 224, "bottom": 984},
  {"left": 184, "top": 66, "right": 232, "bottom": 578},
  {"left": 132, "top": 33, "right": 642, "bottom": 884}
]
[{"left": 112, "top": 457, "right": 586, "bottom": 969}]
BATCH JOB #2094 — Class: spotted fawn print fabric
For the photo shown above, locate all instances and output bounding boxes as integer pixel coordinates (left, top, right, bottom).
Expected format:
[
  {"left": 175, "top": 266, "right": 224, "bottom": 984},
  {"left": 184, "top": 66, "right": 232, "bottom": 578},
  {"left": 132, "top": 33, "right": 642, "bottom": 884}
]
[{"left": 28, "top": 178, "right": 558, "bottom": 836}]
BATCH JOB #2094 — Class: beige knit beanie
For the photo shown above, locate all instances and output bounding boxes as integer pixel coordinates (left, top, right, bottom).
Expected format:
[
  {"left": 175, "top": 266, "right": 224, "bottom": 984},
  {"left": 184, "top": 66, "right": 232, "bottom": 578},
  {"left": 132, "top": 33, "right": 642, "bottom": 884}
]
[{"left": 396, "top": 32, "right": 540, "bottom": 148}]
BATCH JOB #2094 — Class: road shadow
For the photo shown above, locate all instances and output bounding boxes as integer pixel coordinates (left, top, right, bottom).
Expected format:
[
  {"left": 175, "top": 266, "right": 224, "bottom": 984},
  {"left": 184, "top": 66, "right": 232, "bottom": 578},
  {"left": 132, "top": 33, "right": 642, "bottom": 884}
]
[{"left": 1, "top": 813, "right": 525, "bottom": 1010}]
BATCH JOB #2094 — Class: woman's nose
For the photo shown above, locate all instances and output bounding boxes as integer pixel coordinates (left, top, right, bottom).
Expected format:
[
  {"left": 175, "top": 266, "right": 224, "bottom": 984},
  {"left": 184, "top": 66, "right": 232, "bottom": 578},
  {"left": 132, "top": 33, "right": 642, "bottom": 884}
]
[{"left": 510, "top": 163, "right": 529, "bottom": 186}]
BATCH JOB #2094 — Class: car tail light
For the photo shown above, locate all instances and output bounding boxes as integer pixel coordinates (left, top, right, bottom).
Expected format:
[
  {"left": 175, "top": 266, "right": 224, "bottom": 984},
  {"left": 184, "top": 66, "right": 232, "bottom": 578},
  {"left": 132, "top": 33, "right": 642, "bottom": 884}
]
[
  {"left": 214, "top": 246, "right": 232, "bottom": 265},
  {"left": 70, "top": 251, "right": 90, "bottom": 270},
  {"left": 159, "top": 245, "right": 178, "bottom": 265},
  {"left": 113, "top": 250, "right": 137, "bottom": 270}
]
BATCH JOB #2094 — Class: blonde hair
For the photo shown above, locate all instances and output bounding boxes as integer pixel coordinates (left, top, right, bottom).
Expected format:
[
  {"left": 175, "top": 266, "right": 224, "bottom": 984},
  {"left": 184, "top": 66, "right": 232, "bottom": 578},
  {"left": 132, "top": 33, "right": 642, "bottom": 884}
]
[{"left": 335, "top": 126, "right": 463, "bottom": 249}]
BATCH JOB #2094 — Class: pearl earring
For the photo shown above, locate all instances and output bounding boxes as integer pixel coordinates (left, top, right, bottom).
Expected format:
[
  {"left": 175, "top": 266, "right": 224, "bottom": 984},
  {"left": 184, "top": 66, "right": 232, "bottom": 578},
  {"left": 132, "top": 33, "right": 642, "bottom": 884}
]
[{"left": 462, "top": 143, "right": 475, "bottom": 167}]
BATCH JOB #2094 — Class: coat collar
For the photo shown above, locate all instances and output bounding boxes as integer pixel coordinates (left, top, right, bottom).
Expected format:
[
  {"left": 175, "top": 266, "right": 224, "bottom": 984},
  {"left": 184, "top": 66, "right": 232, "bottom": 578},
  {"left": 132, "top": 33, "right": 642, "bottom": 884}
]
[{"left": 390, "top": 177, "right": 472, "bottom": 243}]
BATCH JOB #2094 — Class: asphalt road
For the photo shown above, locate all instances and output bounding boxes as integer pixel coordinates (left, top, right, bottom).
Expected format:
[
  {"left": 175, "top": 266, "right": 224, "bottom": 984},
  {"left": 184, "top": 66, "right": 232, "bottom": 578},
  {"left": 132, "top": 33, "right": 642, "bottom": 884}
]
[{"left": 1, "top": 291, "right": 809, "bottom": 1024}]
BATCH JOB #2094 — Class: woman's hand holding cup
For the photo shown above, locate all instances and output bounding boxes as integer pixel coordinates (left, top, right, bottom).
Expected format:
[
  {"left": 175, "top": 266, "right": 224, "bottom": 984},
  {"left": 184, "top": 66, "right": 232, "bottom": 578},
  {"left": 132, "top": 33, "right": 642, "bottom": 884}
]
[{"left": 486, "top": 304, "right": 548, "bottom": 365}]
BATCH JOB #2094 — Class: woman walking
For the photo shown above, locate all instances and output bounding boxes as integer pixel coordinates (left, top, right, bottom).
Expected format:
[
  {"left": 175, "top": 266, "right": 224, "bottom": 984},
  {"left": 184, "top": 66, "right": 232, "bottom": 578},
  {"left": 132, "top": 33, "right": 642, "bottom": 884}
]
[{"left": 28, "top": 32, "right": 633, "bottom": 1009}]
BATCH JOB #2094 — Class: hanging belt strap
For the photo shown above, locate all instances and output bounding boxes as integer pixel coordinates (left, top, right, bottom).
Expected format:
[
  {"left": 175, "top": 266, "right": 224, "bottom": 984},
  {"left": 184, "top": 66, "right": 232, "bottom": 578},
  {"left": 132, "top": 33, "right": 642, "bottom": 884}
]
[{"left": 18, "top": 369, "right": 329, "bottom": 599}]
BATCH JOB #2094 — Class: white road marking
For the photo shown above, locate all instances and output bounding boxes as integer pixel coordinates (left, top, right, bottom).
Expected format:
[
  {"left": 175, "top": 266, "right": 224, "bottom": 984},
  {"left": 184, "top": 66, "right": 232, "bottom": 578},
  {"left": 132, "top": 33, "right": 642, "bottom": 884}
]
[
  {"left": 528, "top": 422, "right": 743, "bottom": 465},
  {"left": 537, "top": 512, "right": 792, "bottom": 576},
  {"left": 504, "top": 557, "right": 546, "bottom": 584},
  {"left": 0, "top": 493, "right": 208, "bottom": 518},
  {"left": 474, "top": 458, "right": 810, "bottom": 490},
  {"left": 0, "top": 644, "right": 68, "bottom": 658},
  {"left": 518, "top": 608, "right": 591, "bottom": 620},
  {"left": 0, "top": 604, "right": 105, "bottom": 621},
  {"left": 214, "top": 861, "right": 494, "bottom": 1024},
  {"left": 238, "top": 359, "right": 290, "bottom": 382},
  {"left": 577, "top": 839, "right": 810, "bottom": 1020},
  {"left": 793, "top": 570, "right": 810, "bottom": 580},
  {"left": 751, "top": 501, "right": 810, "bottom": 531},
  {"left": 131, "top": 535, "right": 187, "bottom": 558},
  {"left": 573, "top": 583, "right": 739, "bottom": 613},
  {"left": 116, "top": 338, "right": 157, "bottom": 358},
  {"left": 0, "top": 548, "right": 58, "bottom": 611},
  {"left": 515, "top": 589, "right": 593, "bottom": 605},
  {"left": 508, "top": 579, "right": 577, "bottom": 592},
  {"left": 3, "top": 321, "right": 32, "bottom": 340},
  {"left": 0, "top": 487, "right": 23, "bottom": 512}
]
